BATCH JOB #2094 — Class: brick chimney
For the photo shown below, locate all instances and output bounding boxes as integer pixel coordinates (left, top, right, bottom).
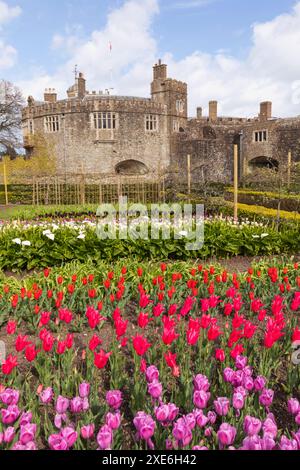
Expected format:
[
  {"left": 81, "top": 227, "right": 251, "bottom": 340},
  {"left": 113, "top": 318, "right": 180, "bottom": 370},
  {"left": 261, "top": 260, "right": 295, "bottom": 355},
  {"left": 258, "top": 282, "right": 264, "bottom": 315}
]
[
  {"left": 209, "top": 101, "right": 218, "bottom": 122},
  {"left": 259, "top": 101, "right": 272, "bottom": 121},
  {"left": 44, "top": 88, "right": 57, "bottom": 103},
  {"left": 153, "top": 59, "right": 167, "bottom": 81},
  {"left": 197, "top": 107, "right": 203, "bottom": 119}
]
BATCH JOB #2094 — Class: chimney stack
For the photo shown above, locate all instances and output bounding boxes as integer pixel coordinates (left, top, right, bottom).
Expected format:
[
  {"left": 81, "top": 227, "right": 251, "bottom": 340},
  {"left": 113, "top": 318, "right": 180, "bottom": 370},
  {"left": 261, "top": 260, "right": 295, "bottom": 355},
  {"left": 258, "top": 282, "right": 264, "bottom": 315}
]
[
  {"left": 209, "top": 101, "right": 218, "bottom": 122},
  {"left": 197, "top": 107, "right": 203, "bottom": 119},
  {"left": 44, "top": 88, "right": 57, "bottom": 103},
  {"left": 153, "top": 59, "right": 167, "bottom": 80},
  {"left": 77, "top": 72, "right": 86, "bottom": 99},
  {"left": 259, "top": 101, "right": 272, "bottom": 121}
]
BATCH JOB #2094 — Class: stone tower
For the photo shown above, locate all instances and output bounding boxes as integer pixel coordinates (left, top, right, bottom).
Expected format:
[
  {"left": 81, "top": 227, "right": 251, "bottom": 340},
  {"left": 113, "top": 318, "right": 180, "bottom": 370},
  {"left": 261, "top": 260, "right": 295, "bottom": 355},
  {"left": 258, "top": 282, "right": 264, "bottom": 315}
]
[{"left": 151, "top": 60, "right": 188, "bottom": 134}]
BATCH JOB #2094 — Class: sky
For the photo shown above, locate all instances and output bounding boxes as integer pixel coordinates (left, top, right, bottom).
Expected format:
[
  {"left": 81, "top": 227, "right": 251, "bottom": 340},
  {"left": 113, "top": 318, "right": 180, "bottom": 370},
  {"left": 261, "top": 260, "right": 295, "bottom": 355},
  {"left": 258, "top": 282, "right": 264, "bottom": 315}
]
[{"left": 1, "top": 0, "right": 300, "bottom": 117}]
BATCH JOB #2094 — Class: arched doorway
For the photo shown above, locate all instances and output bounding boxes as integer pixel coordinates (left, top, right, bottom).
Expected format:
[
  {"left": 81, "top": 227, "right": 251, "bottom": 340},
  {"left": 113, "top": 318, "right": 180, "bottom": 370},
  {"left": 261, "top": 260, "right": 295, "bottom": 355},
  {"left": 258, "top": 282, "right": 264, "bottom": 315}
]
[
  {"left": 248, "top": 156, "right": 279, "bottom": 172},
  {"left": 115, "top": 160, "right": 149, "bottom": 175}
]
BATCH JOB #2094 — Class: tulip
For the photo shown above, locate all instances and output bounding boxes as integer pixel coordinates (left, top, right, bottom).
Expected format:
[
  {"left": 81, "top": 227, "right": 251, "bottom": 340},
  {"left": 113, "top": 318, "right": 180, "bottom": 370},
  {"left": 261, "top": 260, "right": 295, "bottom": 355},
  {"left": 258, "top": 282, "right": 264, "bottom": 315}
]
[
  {"left": 106, "top": 390, "right": 122, "bottom": 410},
  {"left": 55, "top": 396, "right": 69, "bottom": 414},
  {"left": 233, "top": 392, "right": 245, "bottom": 411},
  {"left": 97, "top": 425, "right": 113, "bottom": 450},
  {"left": 254, "top": 376, "right": 266, "bottom": 391},
  {"left": 48, "top": 434, "right": 68, "bottom": 451},
  {"left": 172, "top": 418, "right": 192, "bottom": 447},
  {"left": 148, "top": 381, "right": 162, "bottom": 399},
  {"left": 262, "top": 413, "right": 277, "bottom": 439},
  {"left": 279, "top": 436, "right": 298, "bottom": 450},
  {"left": 81, "top": 424, "right": 95, "bottom": 440},
  {"left": 214, "top": 397, "right": 230, "bottom": 416},
  {"left": 259, "top": 389, "right": 274, "bottom": 408},
  {"left": 70, "top": 397, "right": 83, "bottom": 413},
  {"left": 20, "top": 423, "right": 37, "bottom": 445},
  {"left": 145, "top": 365, "right": 159, "bottom": 383},
  {"left": 106, "top": 411, "right": 121, "bottom": 430},
  {"left": 60, "top": 427, "right": 78, "bottom": 448},
  {"left": 40, "top": 387, "right": 54, "bottom": 404},
  {"left": 0, "top": 388, "right": 20, "bottom": 406},
  {"left": 193, "top": 390, "right": 210, "bottom": 409},
  {"left": 243, "top": 416, "right": 262, "bottom": 436},
  {"left": 1, "top": 405, "right": 20, "bottom": 425},
  {"left": 288, "top": 398, "right": 300, "bottom": 415},
  {"left": 217, "top": 423, "right": 236, "bottom": 448},
  {"left": 193, "top": 374, "right": 210, "bottom": 392},
  {"left": 4, "top": 427, "right": 15, "bottom": 443}
]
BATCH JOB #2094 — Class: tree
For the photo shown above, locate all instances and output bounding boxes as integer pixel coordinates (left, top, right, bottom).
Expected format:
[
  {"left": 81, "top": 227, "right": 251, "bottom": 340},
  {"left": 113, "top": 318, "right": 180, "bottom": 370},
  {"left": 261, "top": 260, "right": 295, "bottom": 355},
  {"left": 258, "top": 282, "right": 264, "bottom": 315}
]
[{"left": 0, "top": 80, "right": 24, "bottom": 154}]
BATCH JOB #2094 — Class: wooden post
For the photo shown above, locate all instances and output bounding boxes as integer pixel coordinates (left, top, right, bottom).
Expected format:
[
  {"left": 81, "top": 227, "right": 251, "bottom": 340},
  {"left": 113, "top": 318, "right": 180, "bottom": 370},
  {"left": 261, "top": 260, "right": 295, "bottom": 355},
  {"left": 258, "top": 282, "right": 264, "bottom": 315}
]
[
  {"left": 287, "top": 151, "right": 292, "bottom": 189},
  {"left": 3, "top": 158, "right": 8, "bottom": 205},
  {"left": 187, "top": 154, "right": 191, "bottom": 202},
  {"left": 234, "top": 144, "right": 239, "bottom": 221}
]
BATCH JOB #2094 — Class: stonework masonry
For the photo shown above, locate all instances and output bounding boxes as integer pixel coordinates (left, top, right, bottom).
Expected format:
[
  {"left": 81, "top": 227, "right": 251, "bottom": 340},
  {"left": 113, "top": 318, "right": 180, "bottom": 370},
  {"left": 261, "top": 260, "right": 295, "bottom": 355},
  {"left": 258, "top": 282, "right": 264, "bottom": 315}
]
[{"left": 22, "top": 61, "right": 300, "bottom": 183}]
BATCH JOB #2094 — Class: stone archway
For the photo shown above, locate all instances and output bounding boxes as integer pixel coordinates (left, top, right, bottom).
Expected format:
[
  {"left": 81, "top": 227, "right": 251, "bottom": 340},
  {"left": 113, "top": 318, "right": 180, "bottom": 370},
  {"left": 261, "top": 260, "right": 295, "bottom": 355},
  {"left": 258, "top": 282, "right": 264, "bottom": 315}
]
[
  {"left": 248, "top": 156, "right": 279, "bottom": 172},
  {"left": 115, "top": 160, "right": 149, "bottom": 175}
]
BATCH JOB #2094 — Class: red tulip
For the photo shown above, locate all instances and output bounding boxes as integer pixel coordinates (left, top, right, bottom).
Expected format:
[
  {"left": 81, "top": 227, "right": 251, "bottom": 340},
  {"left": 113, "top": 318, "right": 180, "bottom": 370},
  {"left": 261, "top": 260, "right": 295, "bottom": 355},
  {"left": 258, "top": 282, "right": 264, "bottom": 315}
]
[
  {"left": 132, "top": 335, "right": 151, "bottom": 356},
  {"left": 94, "top": 350, "right": 112, "bottom": 369},
  {"left": 25, "top": 345, "right": 38, "bottom": 362},
  {"left": 215, "top": 349, "right": 225, "bottom": 362},
  {"left": 6, "top": 321, "right": 17, "bottom": 335},
  {"left": 89, "top": 334, "right": 102, "bottom": 351},
  {"left": 2, "top": 355, "right": 18, "bottom": 375}
]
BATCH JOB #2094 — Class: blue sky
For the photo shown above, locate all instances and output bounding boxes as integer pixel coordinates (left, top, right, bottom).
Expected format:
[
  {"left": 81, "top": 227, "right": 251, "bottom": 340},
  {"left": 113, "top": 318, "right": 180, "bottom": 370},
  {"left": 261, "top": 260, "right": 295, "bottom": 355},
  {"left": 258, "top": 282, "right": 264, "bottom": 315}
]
[{"left": 1, "top": 0, "right": 300, "bottom": 116}]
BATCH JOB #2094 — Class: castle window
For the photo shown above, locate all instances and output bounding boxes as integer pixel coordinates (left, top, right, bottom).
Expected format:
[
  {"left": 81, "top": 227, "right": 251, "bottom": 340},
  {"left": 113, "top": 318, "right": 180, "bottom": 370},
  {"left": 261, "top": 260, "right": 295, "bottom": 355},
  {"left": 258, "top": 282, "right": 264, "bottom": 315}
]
[
  {"left": 176, "top": 100, "right": 184, "bottom": 113},
  {"left": 145, "top": 114, "right": 158, "bottom": 131},
  {"left": 173, "top": 120, "right": 180, "bottom": 132},
  {"left": 92, "top": 112, "right": 117, "bottom": 130},
  {"left": 28, "top": 119, "right": 34, "bottom": 134},
  {"left": 254, "top": 130, "right": 268, "bottom": 142},
  {"left": 44, "top": 115, "right": 60, "bottom": 133}
]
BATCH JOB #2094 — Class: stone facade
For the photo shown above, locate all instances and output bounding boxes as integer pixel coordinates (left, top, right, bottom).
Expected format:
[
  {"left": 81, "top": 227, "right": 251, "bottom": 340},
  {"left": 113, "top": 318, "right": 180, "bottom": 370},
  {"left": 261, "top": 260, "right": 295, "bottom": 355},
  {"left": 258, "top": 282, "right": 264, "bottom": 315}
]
[{"left": 22, "top": 62, "right": 300, "bottom": 183}]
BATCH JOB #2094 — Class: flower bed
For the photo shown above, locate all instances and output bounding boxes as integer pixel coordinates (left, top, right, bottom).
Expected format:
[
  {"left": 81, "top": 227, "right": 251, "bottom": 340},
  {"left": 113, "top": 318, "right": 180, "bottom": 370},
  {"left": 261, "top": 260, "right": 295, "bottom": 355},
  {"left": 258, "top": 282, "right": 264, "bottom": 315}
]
[
  {"left": 0, "top": 218, "right": 299, "bottom": 271},
  {"left": 0, "top": 260, "right": 300, "bottom": 450}
]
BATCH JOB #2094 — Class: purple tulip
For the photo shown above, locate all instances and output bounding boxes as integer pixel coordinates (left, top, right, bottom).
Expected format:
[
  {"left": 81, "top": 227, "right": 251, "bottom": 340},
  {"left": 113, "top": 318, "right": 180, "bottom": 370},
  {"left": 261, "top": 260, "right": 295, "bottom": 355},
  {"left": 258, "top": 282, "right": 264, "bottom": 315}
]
[
  {"left": 0, "top": 389, "right": 20, "bottom": 406},
  {"left": 235, "top": 355, "right": 248, "bottom": 370},
  {"left": 97, "top": 425, "right": 113, "bottom": 450},
  {"left": 259, "top": 389, "right": 274, "bottom": 408},
  {"left": 184, "top": 413, "right": 196, "bottom": 430},
  {"left": 79, "top": 382, "right": 90, "bottom": 399},
  {"left": 279, "top": 436, "right": 298, "bottom": 450},
  {"left": 233, "top": 392, "right": 245, "bottom": 411},
  {"left": 134, "top": 412, "right": 156, "bottom": 440},
  {"left": 48, "top": 434, "right": 68, "bottom": 451},
  {"left": 172, "top": 418, "right": 192, "bottom": 447},
  {"left": 155, "top": 404, "right": 170, "bottom": 423},
  {"left": 292, "top": 430, "right": 300, "bottom": 450},
  {"left": 12, "top": 441, "right": 37, "bottom": 451},
  {"left": 223, "top": 367, "right": 234, "bottom": 383},
  {"left": 262, "top": 413, "right": 277, "bottom": 439},
  {"left": 145, "top": 365, "right": 160, "bottom": 383},
  {"left": 106, "top": 390, "right": 122, "bottom": 410},
  {"left": 81, "top": 424, "right": 95, "bottom": 440},
  {"left": 242, "top": 435, "right": 262, "bottom": 450},
  {"left": 288, "top": 398, "right": 300, "bottom": 415},
  {"left": 55, "top": 396, "right": 69, "bottom": 414},
  {"left": 217, "top": 423, "right": 236, "bottom": 448},
  {"left": 1, "top": 405, "right": 20, "bottom": 425},
  {"left": 4, "top": 427, "right": 15, "bottom": 443},
  {"left": 193, "top": 374, "right": 210, "bottom": 392},
  {"left": 254, "top": 376, "right": 266, "bottom": 391},
  {"left": 244, "top": 416, "right": 262, "bottom": 436},
  {"left": 214, "top": 397, "right": 230, "bottom": 416},
  {"left": 195, "top": 410, "right": 209, "bottom": 428},
  {"left": 20, "top": 423, "right": 37, "bottom": 445},
  {"left": 193, "top": 390, "right": 210, "bottom": 409},
  {"left": 70, "top": 396, "right": 83, "bottom": 413},
  {"left": 148, "top": 381, "right": 163, "bottom": 399},
  {"left": 106, "top": 411, "right": 121, "bottom": 430},
  {"left": 20, "top": 412, "right": 32, "bottom": 426},
  {"left": 243, "top": 376, "right": 254, "bottom": 391},
  {"left": 295, "top": 412, "right": 300, "bottom": 426},
  {"left": 60, "top": 427, "right": 78, "bottom": 448},
  {"left": 40, "top": 387, "right": 54, "bottom": 404}
]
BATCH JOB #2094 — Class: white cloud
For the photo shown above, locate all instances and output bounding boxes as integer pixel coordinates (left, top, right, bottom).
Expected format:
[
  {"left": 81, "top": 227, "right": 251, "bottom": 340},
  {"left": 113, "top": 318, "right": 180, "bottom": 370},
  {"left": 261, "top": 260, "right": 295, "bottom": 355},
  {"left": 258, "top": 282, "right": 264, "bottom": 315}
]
[
  {"left": 0, "top": 39, "right": 17, "bottom": 69},
  {"left": 170, "top": 0, "right": 217, "bottom": 9},
  {"left": 0, "top": 2, "right": 20, "bottom": 71},
  {"left": 0, "top": 1, "right": 21, "bottom": 26},
  {"left": 17, "top": 0, "right": 300, "bottom": 118}
]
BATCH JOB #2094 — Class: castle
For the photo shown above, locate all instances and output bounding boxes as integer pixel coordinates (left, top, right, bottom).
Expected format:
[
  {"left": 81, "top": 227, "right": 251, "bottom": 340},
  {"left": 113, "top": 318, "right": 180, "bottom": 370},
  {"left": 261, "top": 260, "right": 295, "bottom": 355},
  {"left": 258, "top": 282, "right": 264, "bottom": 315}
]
[{"left": 22, "top": 61, "right": 300, "bottom": 183}]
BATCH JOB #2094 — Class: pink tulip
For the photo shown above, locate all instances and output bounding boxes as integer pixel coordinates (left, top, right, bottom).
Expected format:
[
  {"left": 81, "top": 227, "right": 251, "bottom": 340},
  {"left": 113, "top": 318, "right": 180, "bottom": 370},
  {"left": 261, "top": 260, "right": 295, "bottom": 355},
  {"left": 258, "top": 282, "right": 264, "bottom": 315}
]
[
  {"left": 97, "top": 425, "right": 113, "bottom": 450},
  {"left": 193, "top": 390, "right": 210, "bottom": 409},
  {"left": 40, "top": 387, "right": 54, "bottom": 404},
  {"left": 259, "top": 389, "right": 274, "bottom": 408},
  {"left": 0, "top": 388, "right": 20, "bottom": 406},
  {"left": 70, "top": 397, "right": 83, "bottom": 413},
  {"left": 288, "top": 398, "right": 300, "bottom": 415},
  {"left": 193, "top": 374, "right": 210, "bottom": 392},
  {"left": 60, "top": 427, "right": 78, "bottom": 448},
  {"left": 20, "top": 423, "right": 37, "bottom": 445},
  {"left": 262, "top": 413, "right": 277, "bottom": 438},
  {"left": 55, "top": 396, "right": 69, "bottom": 414},
  {"left": 4, "top": 426, "right": 15, "bottom": 443},
  {"left": 214, "top": 397, "right": 230, "bottom": 416},
  {"left": 145, "top": 366, "right": 159, "bottom": 383},
  {"left": 244, "top": 416, "right": 262, "bottom": 436},
  {"left": 217, "top": 423, "right": 236, "bottom": 448},
  {"left": 279, "top": 436, "right": 298, "bottom": 450},
  {"left": 1, "top": 405, "right": 20, "bottom": 425},
  {"left": 106, "top": 411, "right": 121, "bottom": 430},
  {"left": 79, "top": 382, "right": 90, "bottom": 399},
  {"left": 106, "top": 390, "right": 122, "bottom": 410},
  {"left": 148, "top": 381, "right": 162, "bottom": 399},
  {"left": 48, "top": 434, "right": 68, "bottom": 451},
  {"left": 81, "top": 424, "right": 95, "bottom": 440}
]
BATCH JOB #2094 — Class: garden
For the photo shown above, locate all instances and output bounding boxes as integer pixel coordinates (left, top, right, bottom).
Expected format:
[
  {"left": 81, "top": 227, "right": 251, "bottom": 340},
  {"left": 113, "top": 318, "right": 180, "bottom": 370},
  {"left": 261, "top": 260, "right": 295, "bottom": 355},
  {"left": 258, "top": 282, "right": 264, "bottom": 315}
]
[{"left": 0, "top": 200, "right": 300, "bottom": 452}]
